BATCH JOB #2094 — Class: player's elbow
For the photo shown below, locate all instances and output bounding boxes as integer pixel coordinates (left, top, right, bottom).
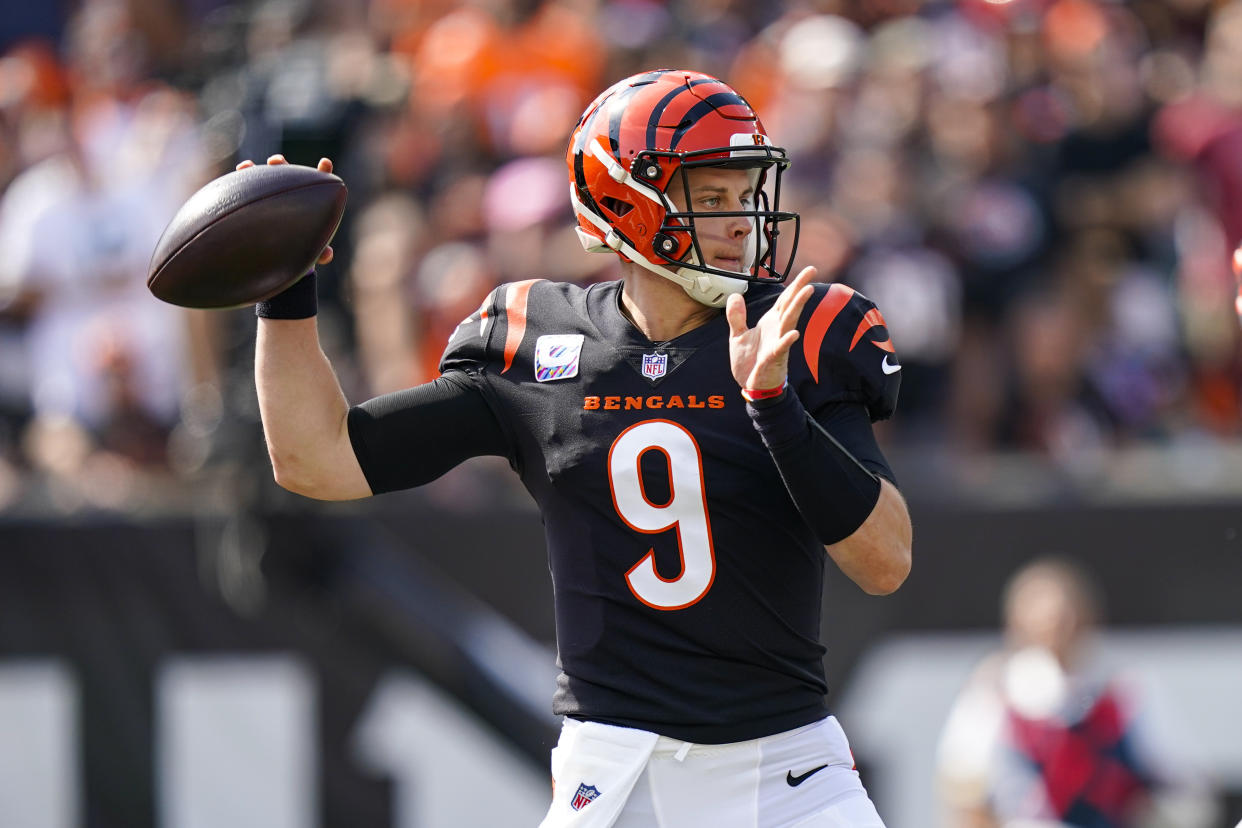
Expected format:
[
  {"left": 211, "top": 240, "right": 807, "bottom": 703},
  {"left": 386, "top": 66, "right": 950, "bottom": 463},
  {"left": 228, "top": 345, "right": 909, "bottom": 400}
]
[
  {"left": 826, "top": 537, "right": 911, "bottom": 595},
  {"left": 269, "top": 450, "right": 342, "bottom": 501},
  {"left": 860, "top": 546, "right": 911, "bottom": 595},
  {"left": 270, "top": 457, "right": 320, "bottom": 499},
  {"left": 269, "top": 440, "right": 373, "bottom": 501},
  {"left": 852, "top": 480, "right": 912, "bottom": 595}
]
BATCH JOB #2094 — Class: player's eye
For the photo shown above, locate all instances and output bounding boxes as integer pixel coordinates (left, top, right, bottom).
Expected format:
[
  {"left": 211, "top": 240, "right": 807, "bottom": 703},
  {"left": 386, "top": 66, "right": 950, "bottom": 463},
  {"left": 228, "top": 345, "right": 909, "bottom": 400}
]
[{"left": 699, "top": 196, "right": 722, "bottom": 209}]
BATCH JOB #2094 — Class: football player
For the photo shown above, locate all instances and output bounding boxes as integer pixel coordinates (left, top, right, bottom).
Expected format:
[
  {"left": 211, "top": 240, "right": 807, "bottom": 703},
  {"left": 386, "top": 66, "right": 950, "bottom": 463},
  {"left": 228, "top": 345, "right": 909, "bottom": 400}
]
[{"left": 250, "top": 69, "right": 912, "bottom": 827}]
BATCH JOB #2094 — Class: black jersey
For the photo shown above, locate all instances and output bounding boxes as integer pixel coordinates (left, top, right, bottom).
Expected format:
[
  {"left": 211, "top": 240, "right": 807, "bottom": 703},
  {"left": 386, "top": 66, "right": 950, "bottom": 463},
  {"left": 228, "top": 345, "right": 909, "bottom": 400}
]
[{"left": 428, "top": 278, "right": 900, "bottom": 744}]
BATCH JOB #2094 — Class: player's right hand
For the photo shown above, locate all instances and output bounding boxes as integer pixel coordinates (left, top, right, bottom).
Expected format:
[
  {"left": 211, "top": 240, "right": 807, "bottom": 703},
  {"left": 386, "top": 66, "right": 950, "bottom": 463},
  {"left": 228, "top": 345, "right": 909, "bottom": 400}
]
[
  {"left": 725, "top": 265, "right": 817, "bottom": 392},
  {"left": 235, "top": 154, "right": 335, "bottom": 266}
]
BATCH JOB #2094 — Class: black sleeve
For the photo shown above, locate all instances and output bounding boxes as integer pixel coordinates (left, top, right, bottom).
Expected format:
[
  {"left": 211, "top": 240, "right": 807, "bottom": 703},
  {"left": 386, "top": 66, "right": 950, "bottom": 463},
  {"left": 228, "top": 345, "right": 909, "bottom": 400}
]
[
  {"left": 814, "top": 401, "right": 898, "bottom": 486},
  {"left": 346, "top": 370, "right": 510, "bottom": 495},
  {"left": 748, "top": 393, "right": 896, "bottom": 545}
]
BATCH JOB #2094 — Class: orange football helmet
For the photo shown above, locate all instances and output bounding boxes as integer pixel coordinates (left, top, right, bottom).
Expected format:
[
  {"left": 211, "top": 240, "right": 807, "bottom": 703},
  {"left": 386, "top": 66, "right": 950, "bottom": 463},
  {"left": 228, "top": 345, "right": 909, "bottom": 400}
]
[{"left": 567, "top": 69, "right": 800, "bottom": 307}]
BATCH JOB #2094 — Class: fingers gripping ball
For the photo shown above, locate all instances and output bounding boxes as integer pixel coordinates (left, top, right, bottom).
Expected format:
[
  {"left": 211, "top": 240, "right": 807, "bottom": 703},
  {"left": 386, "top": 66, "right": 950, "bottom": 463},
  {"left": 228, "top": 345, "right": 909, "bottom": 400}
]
[{"left": 147, "top": 164, "right": 346, "bottom": 309}]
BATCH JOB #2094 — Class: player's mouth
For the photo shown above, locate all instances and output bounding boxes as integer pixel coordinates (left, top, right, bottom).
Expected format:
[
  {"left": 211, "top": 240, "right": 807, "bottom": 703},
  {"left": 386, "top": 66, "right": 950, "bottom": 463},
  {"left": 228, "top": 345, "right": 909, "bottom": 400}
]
[{"left": 712, "top": 254, "right": 745, "bottom": 272}]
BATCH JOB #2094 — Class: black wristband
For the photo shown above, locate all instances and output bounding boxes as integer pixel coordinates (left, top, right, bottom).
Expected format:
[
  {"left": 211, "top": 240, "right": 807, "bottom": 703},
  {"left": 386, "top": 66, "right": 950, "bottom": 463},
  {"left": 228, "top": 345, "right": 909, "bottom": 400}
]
[
  {"left": 256, "top": 271, "right": 317, "bottom": 319},
  {"left": 747, "top": 390, "right": 881, "bottom": 545}
]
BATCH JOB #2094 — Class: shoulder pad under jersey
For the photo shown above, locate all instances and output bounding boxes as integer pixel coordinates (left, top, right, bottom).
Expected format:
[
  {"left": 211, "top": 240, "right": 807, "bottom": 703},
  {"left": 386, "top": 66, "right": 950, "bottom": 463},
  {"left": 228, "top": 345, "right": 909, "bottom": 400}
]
[
  {"left": 439, "top": 279, "right": 544, "bottom": 374},
  {"left": 794, "top": 283, "right": 901, "bottom": 421}
]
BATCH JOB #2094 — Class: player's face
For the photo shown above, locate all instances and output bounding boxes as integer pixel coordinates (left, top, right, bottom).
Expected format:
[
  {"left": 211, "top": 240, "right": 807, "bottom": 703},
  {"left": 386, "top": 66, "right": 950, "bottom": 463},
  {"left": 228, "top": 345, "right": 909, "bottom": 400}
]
[{"left": 668, "top": 167, "right": 756, "bottom": 274}]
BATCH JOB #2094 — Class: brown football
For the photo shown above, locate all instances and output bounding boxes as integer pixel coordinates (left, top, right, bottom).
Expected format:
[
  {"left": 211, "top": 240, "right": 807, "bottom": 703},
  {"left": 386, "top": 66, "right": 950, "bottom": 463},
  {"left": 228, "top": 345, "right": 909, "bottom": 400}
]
[{"left": 147, "top": 164, "right": 347, "bottom": 309}]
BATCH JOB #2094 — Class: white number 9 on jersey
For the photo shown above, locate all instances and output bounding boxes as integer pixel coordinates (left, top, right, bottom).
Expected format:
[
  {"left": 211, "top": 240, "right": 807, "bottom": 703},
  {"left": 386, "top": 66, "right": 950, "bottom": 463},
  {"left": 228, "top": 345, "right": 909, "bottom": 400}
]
[{"left": 607, "top": 420, "right": 716, "bottom": 610}]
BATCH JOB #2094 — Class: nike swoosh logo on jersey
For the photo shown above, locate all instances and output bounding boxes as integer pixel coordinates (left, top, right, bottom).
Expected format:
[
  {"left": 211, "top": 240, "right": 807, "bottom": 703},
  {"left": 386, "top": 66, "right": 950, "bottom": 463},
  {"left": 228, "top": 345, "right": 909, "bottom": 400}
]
[
  {"left": 786, "top": 764, "right": 828, "bottom": 787},
  {"left": 881, "top": 354, "right": 901, "bottom": 375}
]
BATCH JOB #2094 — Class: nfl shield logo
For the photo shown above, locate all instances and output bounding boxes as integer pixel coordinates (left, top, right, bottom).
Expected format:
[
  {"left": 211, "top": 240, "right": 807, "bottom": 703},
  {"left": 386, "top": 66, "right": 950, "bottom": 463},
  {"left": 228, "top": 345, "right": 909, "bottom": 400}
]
[
  {"left": 642, "top": 352, "right": 667, "bottom": 380},
  {"left": 571, "top": 783, "right": 601, "bottom": 811}
]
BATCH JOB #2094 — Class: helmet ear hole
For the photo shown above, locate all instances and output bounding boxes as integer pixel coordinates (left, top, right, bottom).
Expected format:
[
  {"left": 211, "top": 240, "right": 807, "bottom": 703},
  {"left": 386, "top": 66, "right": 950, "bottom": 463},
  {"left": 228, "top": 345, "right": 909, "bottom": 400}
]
[
  {"left": 600, "top": 196, "right": 634, "bottom": 217},
  {"left": 635, "top": 159, "right": 662, "bottom": 181},
  {"left": 653, "top": 232, "right": 680, "bottom": 257}
]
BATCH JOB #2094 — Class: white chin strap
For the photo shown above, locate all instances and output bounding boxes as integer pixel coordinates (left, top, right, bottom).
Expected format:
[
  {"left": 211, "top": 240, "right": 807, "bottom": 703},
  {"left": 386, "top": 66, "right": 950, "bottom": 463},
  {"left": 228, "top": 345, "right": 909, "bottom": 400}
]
[{"left": 670, "top": 263, "right": 749, "bottom": 309}]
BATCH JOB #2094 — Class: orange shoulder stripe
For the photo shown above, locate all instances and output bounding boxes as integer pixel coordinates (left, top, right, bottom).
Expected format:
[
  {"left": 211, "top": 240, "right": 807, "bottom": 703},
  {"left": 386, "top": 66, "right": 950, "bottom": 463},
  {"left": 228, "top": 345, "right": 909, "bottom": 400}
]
[
  {"left": 501, "top": 280, "right": 539, "bottom": 373},
  {"left": 850, "top": 307, "right": 894, "bottom": 352},
  {"left": 802, "top": 284, "right": 854, "bottom": 383}
]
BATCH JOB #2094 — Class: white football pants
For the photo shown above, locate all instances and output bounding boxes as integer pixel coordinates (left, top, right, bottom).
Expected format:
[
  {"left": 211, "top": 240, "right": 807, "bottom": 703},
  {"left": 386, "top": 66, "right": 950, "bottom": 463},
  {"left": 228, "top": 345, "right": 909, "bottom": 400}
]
[{"left": 539, "top": 715, "right": 887, "bottom": 828}]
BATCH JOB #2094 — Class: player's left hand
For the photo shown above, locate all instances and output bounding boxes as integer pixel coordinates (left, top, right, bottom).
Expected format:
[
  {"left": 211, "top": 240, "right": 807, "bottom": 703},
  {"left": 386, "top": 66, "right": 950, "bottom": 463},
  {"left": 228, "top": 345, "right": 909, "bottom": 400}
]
[{"left": 726, "top": 265, "right": 817, "bottom": 393}]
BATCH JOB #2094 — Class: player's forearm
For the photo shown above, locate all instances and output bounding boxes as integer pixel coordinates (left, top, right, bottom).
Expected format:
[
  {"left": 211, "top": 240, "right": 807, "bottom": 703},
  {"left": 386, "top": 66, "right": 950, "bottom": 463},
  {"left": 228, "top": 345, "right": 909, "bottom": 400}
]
[
  {"left": 747, "top": 391, "right": 880, "bottom": 539},
  {"left": 747, "top": 390, "right": 911, "bottom": 594},
  {"left": 825, "top": 478, "right": 911, "bottom": 595},
  {"left": 255, "top": 318, "right": 371, "bottom": 500}
]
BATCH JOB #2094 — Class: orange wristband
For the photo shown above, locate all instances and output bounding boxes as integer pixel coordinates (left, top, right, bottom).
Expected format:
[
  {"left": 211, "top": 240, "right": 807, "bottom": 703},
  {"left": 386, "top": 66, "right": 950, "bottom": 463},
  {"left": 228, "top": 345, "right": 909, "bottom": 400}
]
[{"left": 741, "top": 380, "right": 788, "bottom": 402}]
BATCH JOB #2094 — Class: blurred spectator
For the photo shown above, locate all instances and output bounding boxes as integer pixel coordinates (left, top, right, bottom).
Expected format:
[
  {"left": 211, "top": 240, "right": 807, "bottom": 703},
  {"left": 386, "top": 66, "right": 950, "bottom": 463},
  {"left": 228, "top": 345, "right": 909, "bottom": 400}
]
[
  {"left": 0, "top": 0, "right": 212, "bottom": 508},
  {"left": 349, "top": 191, "right": 426, "bottom": 395},
  {"left": 2, "top": 0, "right": 1242, "bottom": 508},
  {"left": 396, "top": 0, "right": 606, "bottom": 159},
  {"left": 935, "top": 556, "right": 1219, "bottom": 828}
]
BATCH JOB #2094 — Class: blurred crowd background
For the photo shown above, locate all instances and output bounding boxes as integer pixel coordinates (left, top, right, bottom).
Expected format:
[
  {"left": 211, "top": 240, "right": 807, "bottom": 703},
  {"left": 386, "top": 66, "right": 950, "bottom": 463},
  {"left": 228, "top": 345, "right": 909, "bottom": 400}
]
[
  {"left": 2, "top": 3, "right": 1241, "bottom": 825},
  {"left": 3, "top": 0, "right": 1242, "bottom": 513}
]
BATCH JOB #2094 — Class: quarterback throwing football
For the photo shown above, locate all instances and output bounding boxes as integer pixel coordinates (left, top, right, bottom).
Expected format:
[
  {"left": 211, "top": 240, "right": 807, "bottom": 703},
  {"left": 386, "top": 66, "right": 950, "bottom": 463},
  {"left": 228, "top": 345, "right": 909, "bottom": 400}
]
[{"left": 250, "top": 70, "right": 912, "bottom": 827}]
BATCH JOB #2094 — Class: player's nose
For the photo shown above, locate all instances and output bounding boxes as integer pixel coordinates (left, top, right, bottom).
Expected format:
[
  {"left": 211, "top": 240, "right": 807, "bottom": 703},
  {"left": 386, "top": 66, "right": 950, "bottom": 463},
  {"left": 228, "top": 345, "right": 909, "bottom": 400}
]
[{"left": 727, "top": 213, "right": 752, "bottom": 239}]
